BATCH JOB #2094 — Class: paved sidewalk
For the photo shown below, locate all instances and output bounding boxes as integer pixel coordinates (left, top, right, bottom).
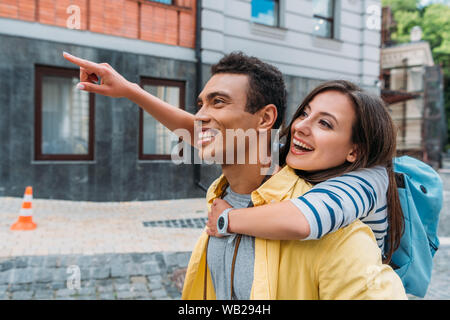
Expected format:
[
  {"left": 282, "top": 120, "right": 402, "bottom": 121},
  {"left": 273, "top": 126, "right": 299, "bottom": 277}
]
[
  {"left": 0, "top": 192, "right": 449, "bottom": 300},
  {"left": 0, "top": 197, "right": 206, "bottom": 257},
  {"left": 0, "top": 197, "right": 206, "bottom": 300}
]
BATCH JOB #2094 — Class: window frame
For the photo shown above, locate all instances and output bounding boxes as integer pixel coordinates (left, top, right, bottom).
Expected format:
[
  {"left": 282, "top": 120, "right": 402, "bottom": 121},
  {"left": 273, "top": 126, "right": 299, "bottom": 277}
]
[
  {"left": 34, "top": 65, "right": 95, "bottom": 161},
  {"left": 139, "top": 77, "right": 186, "bottom": 161},
  {"left": 382, "top": 70, "right": 391, "bottom": 90},
  {"left": 312, "top": 0, "right": 335, "bottom": 39},
  {"left": 147, "top": 0, "right": 173, "bottom": 5}
]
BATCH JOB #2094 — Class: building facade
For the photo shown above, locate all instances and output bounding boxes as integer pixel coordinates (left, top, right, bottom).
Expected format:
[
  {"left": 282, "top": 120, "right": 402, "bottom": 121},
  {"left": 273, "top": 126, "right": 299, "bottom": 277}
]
[
  {"left": 381, "top": 41, "right": 434, "bottom": 151},
  {"left": 380, "top": 8, "right": 446, "bottom": 169},
  {"left": 0, "top": 0, "right": 382, "bottom": 201},
  {"left": 201, "top": 0, "right": 381, "bottom": 119},
  {"left": 381, "top": 41, "right": 446, "bottom": 168}
]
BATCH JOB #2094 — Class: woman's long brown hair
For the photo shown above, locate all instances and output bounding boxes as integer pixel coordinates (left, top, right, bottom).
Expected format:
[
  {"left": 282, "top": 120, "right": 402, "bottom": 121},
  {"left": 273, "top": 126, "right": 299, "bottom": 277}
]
[{"left": 279, "top": 80, "right": 403, "bottom": 264}]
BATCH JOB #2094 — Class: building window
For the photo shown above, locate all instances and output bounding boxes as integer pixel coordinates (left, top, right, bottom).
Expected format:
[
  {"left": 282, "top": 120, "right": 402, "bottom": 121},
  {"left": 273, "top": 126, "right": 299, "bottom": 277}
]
[
  {"left": 139, "top": 78, "right": 185, "bottom": 160},
  {"left": 312, "top": 0, "right": 335, "bottom": 38},
  {"left": 251, "top": 0, "right": 279, "bottom": 27},
  {"left": 148, "top": 0, "right": 173, "bottom": 4},
  {"left": 382, "top": 70, "right": 391, "bottom": 90},
  {"left": 35, "top": 66, "right": 94, "bottom": 161}
]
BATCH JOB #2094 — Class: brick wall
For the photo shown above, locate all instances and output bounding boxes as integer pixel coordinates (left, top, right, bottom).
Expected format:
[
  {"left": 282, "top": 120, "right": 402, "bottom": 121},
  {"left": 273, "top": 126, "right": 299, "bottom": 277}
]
[{"left": 0, "top": 0, "right": 196, "bottom": 48}]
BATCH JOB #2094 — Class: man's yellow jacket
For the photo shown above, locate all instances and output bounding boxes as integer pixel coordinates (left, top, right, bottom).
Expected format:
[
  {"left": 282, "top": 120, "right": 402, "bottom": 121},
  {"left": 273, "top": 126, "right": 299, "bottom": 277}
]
[{"left": 181, "top": 166, "right": 407, "bottom": 300}]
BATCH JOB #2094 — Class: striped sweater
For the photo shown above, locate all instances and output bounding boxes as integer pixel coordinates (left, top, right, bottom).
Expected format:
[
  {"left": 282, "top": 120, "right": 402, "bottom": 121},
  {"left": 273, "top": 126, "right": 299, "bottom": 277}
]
[{"left": 290, "top": 166, "right": 388, "bottom": 252}]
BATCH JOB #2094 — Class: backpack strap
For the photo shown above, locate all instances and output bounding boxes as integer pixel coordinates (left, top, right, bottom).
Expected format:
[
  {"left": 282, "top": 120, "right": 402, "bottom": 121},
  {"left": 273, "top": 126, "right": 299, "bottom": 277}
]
[
  {"left": 203, "top": 236, "right": 210, "bottom": 300},
  {"left": 230, "top": 234, "right": 242, "bottom": 299},
  {"left": 395, "top": 172, "right": 405, "bottom": 189}
]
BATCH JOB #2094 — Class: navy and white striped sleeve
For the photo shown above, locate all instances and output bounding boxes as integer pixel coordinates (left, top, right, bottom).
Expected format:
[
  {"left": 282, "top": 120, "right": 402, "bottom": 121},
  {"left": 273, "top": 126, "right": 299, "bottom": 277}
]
[{"left": 290, "top": 166, "right": 389, "bottom": 244}]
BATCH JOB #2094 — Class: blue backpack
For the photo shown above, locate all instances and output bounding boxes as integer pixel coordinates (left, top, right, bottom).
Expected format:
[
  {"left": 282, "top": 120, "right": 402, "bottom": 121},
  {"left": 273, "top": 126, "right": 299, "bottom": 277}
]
[{"left": 391, "top": 156, "right": 443, "bottom": 297}]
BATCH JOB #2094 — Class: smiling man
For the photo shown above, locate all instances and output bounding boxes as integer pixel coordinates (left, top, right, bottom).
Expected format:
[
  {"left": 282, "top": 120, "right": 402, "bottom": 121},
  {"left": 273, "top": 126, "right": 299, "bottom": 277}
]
[
  {"left": 63, "top": 51, "right": 406, "bottom": 300},
  {"left": 187, "top": 54, "right": 287, "bottom": 299},
  {"left": 193, "top": 55, "right": 284, "bottom": 192}
]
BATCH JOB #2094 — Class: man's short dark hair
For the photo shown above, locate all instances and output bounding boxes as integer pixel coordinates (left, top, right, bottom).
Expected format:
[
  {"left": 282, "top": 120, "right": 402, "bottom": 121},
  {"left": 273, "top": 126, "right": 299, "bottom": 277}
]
[{"left": 210, "top": 51, "right": 286, "bottom": 129}]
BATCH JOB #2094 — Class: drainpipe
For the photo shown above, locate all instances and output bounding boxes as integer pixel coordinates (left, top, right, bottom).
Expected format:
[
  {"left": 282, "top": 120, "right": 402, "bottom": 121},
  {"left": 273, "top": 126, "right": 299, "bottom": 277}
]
[{"left": 194, "top": 0, "right": 208, "bottom": 192}]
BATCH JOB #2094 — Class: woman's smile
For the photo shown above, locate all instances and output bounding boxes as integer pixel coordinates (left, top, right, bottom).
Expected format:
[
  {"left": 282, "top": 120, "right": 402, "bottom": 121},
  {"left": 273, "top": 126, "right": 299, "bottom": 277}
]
[{"left": 290, "top": 136, "right": 314, "bottom": 155}]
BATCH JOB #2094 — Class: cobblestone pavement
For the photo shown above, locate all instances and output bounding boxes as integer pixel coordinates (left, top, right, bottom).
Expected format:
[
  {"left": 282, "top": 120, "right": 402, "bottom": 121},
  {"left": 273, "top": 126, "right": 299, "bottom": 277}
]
[
  {"left": 0, "top": 167, "right": 449, "bottom": 300},
  {"left": 0, "top": 252, "right": 190, "bottom": 300},
  {"left": 0, "top": 197, "right": 205, "bottom": 300},
  {"left": 0, "top": 198, "right": 206, "bottom": 256},
  {"left": 417, "top": 245, "right": 450, "bottom": 300},
  {"left": 419, "top": 168, "right": 450, "bottom": 300}
]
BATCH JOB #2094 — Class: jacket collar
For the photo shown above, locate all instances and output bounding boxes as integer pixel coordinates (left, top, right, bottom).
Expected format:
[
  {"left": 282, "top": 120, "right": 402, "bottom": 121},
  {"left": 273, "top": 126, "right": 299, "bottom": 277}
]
[
  {"left": 252, "top": 166, "right": 303, "bottom": 205},
  {"left": 206, "top": 165, "right": 303, "bottom": 206}
]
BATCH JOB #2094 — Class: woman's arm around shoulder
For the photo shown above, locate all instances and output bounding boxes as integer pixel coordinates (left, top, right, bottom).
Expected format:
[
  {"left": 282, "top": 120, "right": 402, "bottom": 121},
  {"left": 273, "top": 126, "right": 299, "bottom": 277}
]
[{"left": 206, "top": 166, "right": 389, "bottom": 241}]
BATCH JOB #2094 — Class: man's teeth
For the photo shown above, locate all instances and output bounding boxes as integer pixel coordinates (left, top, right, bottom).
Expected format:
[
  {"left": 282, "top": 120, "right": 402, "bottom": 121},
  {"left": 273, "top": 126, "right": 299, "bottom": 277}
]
[
  {"left": 198, "top": 131, "right": 217, "bottom": 140},
  {"left": 293, "top": 139, "right": 313, "bottom": 151}
]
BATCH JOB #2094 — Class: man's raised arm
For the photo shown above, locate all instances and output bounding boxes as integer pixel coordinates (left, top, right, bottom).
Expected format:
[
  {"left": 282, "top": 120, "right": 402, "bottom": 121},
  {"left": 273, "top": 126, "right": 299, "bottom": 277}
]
[{"left": 62, "top": 52, "right": 196, "bottom": 144}]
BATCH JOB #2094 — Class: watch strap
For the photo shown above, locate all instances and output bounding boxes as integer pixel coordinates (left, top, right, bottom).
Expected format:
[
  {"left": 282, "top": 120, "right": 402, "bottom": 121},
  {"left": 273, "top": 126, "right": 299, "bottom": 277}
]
[{"left": 217, "top": 208, "right": 233, "bottom": 236}]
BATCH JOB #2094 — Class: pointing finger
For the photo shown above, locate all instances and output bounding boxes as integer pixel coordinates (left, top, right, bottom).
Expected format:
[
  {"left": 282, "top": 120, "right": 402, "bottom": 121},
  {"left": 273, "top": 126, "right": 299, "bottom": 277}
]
[{"left": 63, "top": 51, "right": 105, "bottom": 76}]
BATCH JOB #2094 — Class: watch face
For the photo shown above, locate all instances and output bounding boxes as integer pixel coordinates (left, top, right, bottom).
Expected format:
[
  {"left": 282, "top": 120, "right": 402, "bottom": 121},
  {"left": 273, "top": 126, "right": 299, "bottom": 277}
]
[{"left": 218, "top": 216, "right": 225, "bottom": 230}]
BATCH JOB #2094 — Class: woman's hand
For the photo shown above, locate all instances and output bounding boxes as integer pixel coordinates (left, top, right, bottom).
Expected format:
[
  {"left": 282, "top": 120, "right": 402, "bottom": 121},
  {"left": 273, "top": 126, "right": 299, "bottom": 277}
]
[
  {"left": 206, "top": 198, "right": 233, "bottom": 237},
  {"left": 63, "top": 52, "right": 135, "bottom": 98}
]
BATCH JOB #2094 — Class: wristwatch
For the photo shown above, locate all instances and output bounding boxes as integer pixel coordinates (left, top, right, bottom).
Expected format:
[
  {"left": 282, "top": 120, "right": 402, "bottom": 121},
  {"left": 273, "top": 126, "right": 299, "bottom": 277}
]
[{"left": 217, "top": 208, "right": 234, "bottom": 236}]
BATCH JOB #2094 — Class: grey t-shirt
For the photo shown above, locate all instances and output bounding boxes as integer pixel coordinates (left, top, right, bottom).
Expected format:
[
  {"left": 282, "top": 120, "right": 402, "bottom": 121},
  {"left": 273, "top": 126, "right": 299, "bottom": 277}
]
[{"left": 207, "top": 186, "right": 255, "bottom": 300}]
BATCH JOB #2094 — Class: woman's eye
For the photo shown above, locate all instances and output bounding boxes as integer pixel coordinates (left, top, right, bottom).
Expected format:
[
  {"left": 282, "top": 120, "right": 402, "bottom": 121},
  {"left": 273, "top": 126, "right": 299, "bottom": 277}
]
[
  {"left": 319, "top": 120, "right": 332, "bottom": 129},
  {"left": 299, "top": 110, "right": 308, "bottom": 118}
]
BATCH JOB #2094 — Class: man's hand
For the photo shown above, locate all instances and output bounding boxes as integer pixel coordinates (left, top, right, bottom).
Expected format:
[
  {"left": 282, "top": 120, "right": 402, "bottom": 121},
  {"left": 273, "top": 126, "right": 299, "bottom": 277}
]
[
  {"left": 62, "top": 51, "right": 135, "bottom": 98},
  {"left": 206, "top": 198, "right": 233, "bottom": 237}
]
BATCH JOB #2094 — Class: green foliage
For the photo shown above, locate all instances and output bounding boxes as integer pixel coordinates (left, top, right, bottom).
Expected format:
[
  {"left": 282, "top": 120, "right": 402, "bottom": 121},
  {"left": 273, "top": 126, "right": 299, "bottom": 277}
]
[
  {"left": 382, "top": 0, "right": 419, "bottom": 11},
  {"left": 421, "top": 4, "right": 450, "bottom": 76},
  {"left": 387, "top": 3, "right": 450, "bottom": 75},
  {"left": 391, "top": 10, "right": 421, "bottom": 43},
  {"left": 422, "top": 4, "right": 450, "bottom": 49}
]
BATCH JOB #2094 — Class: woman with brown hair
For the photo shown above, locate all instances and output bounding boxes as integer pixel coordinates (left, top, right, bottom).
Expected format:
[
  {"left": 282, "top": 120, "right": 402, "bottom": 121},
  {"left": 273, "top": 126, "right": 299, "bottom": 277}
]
[{"left": 207, "top": 80, "right": 403, "bottom": 266}]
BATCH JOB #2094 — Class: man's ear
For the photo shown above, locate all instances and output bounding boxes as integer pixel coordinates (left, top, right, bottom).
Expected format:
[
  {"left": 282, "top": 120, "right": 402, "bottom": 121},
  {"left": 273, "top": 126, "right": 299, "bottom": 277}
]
[
  {"left": 258, "top": 104, "right": 278, "bottom": 130},
  {"left": 346, "top": 145, "right": 358, "bottom": 163}
]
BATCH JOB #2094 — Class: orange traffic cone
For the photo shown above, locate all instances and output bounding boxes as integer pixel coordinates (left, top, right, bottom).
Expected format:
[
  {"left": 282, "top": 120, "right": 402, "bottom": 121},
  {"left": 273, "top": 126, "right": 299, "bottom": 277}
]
[{"left": 11, "top": 186, "right": 37, "bottom": 231}]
